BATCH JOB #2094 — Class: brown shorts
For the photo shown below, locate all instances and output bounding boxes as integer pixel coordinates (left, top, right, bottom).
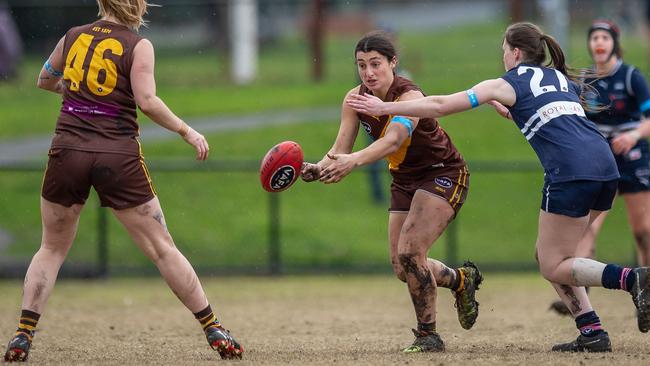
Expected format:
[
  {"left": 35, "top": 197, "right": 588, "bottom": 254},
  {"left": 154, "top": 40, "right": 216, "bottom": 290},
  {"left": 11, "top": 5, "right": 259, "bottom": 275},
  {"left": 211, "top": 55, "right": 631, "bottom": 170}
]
[
  {"left": 390, "top": 166, "right": 469, "bottom": 215},
  {"left": 42, "top": 148, "right": 156, "bottom": 209}
]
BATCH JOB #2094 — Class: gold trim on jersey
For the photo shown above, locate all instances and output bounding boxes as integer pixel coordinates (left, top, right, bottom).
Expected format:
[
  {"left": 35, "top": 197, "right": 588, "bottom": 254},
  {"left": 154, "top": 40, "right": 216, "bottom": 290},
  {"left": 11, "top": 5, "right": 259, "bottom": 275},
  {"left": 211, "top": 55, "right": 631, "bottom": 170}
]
[
  {"left": 449, "top": 167, "right": 468, "bottom": 208},
  {"left": 136, "top": 138, "right": 157, "bottom": 196},
  {"left": 41, "top": 149, "right": 53, "bottom": 193}
]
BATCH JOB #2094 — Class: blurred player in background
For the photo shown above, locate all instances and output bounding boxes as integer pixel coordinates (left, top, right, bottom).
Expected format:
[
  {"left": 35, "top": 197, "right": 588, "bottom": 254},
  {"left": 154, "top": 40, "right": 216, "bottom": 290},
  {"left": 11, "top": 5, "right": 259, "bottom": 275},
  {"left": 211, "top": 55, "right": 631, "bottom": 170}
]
[
  {"left": 347, "top": 22, "right": 650, "bottom": 353},
  {"left": 301, "top": 31, "right": 482, "bottom": 353},
  {"left": 550, "top": 19, "right": 650, "bottom": 316},
  {"left": 3, "top": 0, "right": 242, "bottom": 362}
]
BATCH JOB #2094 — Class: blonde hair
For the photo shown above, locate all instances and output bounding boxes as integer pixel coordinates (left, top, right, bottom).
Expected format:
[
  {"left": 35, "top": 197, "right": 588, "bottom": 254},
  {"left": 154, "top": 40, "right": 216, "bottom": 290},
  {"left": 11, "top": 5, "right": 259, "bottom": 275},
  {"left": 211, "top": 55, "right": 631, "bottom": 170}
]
[{"left": 97, "top": 0, "right": 149, "bottom": 31}]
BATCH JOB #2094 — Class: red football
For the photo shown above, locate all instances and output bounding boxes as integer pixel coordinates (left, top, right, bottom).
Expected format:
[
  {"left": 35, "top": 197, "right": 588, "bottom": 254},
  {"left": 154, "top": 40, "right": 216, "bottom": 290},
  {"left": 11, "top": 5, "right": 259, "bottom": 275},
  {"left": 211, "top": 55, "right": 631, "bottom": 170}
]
[{"left": 260, "top": 141, "right": 304, "bottom": 192}]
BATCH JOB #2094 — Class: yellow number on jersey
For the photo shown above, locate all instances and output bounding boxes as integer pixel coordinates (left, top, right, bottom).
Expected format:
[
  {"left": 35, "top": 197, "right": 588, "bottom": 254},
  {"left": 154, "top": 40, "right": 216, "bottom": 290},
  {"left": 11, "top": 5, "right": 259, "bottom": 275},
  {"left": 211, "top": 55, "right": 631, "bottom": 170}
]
[
  {"left": 63, "top": 33, "right": 123, "bottom": 96},
  {"left": 63, "top": 33, "right": 93, "bottom": 92},
  {"left": 87, "top": 38, "right": 123, "bottom": 96}
]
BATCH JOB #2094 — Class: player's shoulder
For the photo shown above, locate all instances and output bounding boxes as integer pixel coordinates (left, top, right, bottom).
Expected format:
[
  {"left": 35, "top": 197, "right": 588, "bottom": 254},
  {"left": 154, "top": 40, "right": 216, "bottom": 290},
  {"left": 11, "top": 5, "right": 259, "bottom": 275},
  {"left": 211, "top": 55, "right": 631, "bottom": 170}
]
[
  {"left": 65, "top": 22, "right": 92, "bottom": 36},
  {"left": 345, "top": 85, "right": 363, "bottom": 98},
  {"left": 392, "top": 76, "right": 424, "bottom": 97},
  {"left": 397, "top": 89, "right": 424, "bottom": 101}
]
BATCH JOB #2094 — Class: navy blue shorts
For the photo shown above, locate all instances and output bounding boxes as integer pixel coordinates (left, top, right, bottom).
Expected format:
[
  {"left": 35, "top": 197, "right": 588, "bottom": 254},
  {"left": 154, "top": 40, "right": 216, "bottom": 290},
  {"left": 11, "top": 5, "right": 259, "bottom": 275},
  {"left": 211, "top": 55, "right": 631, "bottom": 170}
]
[
  {"left": 540, "top": 180, "right": 618, "bottom": 218},
  {"left": 614, "top": 139, "right": 650, "bottom": 194}
]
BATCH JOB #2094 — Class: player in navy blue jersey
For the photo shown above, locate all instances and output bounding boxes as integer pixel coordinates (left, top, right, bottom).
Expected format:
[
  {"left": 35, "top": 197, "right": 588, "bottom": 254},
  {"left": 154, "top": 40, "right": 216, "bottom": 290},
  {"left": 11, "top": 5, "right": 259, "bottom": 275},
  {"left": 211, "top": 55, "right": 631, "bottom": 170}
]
[
  {"left": 550, "top": 19, "right": 650, "bottom": 316},
  {"left": 347, "top": 22, "right": 650, "bottom": 353}
]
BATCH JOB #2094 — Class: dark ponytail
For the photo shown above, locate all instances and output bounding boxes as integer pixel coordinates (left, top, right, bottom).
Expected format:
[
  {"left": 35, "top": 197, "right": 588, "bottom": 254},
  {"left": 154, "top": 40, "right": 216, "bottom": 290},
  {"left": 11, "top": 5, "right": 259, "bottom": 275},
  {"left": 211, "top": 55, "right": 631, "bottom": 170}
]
[{"left": 540, "top": 34, "right": 568, "bottom": 76}]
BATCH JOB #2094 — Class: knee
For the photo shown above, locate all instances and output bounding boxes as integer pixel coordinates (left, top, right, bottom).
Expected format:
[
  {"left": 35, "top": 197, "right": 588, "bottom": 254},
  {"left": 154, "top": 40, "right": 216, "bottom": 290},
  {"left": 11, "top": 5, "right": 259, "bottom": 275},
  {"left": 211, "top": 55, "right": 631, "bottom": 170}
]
[
  {"left": 539, "top": 268, "right": 556, "bottom": 282},
  {"left": 537, "top": 258, "right": 560, "bottom": 282}
]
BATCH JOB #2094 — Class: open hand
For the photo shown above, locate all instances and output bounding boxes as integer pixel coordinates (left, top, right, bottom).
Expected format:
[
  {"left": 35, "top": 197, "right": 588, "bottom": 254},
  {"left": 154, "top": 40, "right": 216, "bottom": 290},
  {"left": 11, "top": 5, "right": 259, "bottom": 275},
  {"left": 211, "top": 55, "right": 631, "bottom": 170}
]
[
  {"left": 487, "top": 100, "right": 511, "bottom": 120},
  {"left": 183, "top": 127, "right": 209, "bottom": 160},
  {"left": 345, "top": 93, "right": 386, "bottom": 116},
  {"left": 319, "top": 153, "right": 357, "bottom": 184},
  {"left": 611, "top": 132, "right": 639, "bottom": 155}
]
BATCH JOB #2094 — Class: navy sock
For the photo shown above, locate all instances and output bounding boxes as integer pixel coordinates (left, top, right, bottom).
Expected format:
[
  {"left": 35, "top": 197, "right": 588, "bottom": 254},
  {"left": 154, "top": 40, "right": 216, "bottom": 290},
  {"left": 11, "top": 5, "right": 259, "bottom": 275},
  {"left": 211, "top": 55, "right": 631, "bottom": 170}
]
[
  {"left": 601, "top": 264, "right": 634, "bottom": 290},
  {"left": 575, "top": 311, "right": 604, "bottom": 337}
]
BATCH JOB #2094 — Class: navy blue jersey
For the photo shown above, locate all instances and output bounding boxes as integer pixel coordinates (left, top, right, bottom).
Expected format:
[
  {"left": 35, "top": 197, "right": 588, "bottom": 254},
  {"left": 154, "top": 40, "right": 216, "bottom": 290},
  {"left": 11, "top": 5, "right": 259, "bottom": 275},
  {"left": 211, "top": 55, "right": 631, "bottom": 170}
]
[
  {"left": 501, "top": 64, "right": 619, "bottom": 183},
  {"left": 584, "top": 60, "right": 650, "bottom": 137}
]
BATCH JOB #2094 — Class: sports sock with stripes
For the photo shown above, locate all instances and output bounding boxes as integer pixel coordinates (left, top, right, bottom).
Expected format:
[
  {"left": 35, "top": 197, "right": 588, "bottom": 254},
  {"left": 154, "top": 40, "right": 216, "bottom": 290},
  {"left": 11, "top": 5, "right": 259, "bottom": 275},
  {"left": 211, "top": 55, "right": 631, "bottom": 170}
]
[
  {"left": 575, "top": 311, "right": 604, "bottom": 337},
  {"left": 194, "top": 304, "right": 221, "bottom": 333},
  {"left": 15, "top": 309, "right": 40, "bottom": 340},
  {"left": 601, "top": 264, "right": 635, "bottom": 291}
]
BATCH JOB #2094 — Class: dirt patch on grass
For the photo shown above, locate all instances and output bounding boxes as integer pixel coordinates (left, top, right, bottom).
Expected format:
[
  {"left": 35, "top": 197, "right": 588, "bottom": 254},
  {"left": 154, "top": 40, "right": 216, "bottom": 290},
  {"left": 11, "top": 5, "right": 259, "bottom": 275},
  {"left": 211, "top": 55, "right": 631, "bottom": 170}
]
[{"left": 0, "top": 274, "right": 649, "bottom": 365}]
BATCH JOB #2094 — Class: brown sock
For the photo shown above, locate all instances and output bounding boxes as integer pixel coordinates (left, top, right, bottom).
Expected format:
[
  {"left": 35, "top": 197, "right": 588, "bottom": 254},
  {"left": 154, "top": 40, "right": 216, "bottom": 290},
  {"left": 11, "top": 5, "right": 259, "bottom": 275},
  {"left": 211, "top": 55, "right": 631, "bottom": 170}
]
[
  {"left": 193, "top": 305, "right": 221, "bottom": 333},
  {"left": 15, "top": 309, "right": 40, "bottom": 340}
]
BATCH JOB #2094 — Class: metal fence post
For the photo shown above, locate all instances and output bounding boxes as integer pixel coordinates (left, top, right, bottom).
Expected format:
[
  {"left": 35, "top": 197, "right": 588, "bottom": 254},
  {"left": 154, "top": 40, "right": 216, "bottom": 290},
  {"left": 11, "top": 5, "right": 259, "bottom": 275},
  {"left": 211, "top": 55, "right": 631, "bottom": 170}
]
[
  {"left": 268, "top": 193, "right": 281, "bottom": 275},
  {"left": 446, "top": 218, "right": 458, "bottom": 268},
  {"left": 97, "top": 206, "right": 108, "bottom": 277}
]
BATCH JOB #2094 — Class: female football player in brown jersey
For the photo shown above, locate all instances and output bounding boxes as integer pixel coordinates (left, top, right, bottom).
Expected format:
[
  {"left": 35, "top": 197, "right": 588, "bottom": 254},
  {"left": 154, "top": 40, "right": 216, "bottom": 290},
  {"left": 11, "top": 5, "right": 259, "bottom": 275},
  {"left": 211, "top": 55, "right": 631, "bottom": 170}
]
[
  {"left": 3, "top": 0, "right": 241, "bottom": 362},
  {"left": 301, "top": 31, "right": 482, "bottom": 353}
]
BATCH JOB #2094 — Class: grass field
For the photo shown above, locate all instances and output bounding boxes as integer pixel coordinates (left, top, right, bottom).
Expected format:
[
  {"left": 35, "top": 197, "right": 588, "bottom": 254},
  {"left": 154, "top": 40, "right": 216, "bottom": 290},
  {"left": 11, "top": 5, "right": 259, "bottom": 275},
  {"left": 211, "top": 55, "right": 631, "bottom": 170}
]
[
  {"left": 0, "top": 114, "right": 637, "bottom": 271},
  {"left": 0, "top": 273, "right": 649, "bottom": 365},
  {"left": 0, "top": 21, "right": 647, "bottom": 270}
]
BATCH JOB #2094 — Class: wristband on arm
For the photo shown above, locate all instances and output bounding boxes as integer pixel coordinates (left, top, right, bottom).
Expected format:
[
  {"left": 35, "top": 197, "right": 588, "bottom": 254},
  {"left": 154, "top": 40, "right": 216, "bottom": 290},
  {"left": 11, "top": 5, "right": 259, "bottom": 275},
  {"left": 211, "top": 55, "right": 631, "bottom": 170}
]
[
  {"left": 44, "top": 60, "right": 63, "bottom": 77},
  {"left": 390, "top": 116, "right": 414, "bottom": 137},
  {"left": 466, "top": 89, "right": 479, "bottom": 108}
]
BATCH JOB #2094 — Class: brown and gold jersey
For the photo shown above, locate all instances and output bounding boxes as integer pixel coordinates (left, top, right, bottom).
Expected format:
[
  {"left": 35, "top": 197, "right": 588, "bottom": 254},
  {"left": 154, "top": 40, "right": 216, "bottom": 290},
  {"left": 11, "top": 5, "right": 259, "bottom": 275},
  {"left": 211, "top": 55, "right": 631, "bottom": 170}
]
[
  {"left": 52, "top": 20, "right": 144, "bottom": 156},
  {"left": 357, "top": 76, "right": 466, "bottom": 178}
]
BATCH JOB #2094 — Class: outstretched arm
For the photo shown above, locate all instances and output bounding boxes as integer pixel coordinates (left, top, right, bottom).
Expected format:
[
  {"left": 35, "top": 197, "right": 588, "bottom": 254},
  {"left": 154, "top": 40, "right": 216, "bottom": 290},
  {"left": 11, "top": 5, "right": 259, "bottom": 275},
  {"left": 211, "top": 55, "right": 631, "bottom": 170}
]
[
  {"left": 319, "top": 90, "right": 421, "bottom": 184},
  {"left": 37, "top": 36, "right": 66, "bottom": 94},
  {"left": 301, "top": 87, "right": 361, "bottom": 182},
  {"left": 131, "top": 39, "right": 209, "bottom": 160},
  {"left": 346, "top": 78, "right": 516, "bottom": 119}
]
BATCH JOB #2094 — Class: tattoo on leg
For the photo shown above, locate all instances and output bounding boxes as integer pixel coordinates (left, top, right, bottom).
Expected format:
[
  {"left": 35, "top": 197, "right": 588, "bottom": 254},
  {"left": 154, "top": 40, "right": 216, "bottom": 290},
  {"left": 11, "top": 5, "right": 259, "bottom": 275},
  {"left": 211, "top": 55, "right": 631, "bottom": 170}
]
[
  {"left": 153, "top": 210, "right": 168, "bottom": 232},
  {"left": 560, "top": 285, "right": 582, "bottom": 314},
  {"left": 135, "top": 204, "right": 151, "bottom": 216}
]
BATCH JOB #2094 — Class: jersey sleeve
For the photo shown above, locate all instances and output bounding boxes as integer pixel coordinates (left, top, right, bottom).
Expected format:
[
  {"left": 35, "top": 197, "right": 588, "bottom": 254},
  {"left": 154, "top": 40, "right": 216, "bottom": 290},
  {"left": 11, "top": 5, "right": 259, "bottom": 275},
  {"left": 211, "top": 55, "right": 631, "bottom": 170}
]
[
  {"left": 499, "top": 73, "right": 520, "bottom": 106},
  {"left": 629, "top": 68, "right": 650, "bottom": 117}
]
